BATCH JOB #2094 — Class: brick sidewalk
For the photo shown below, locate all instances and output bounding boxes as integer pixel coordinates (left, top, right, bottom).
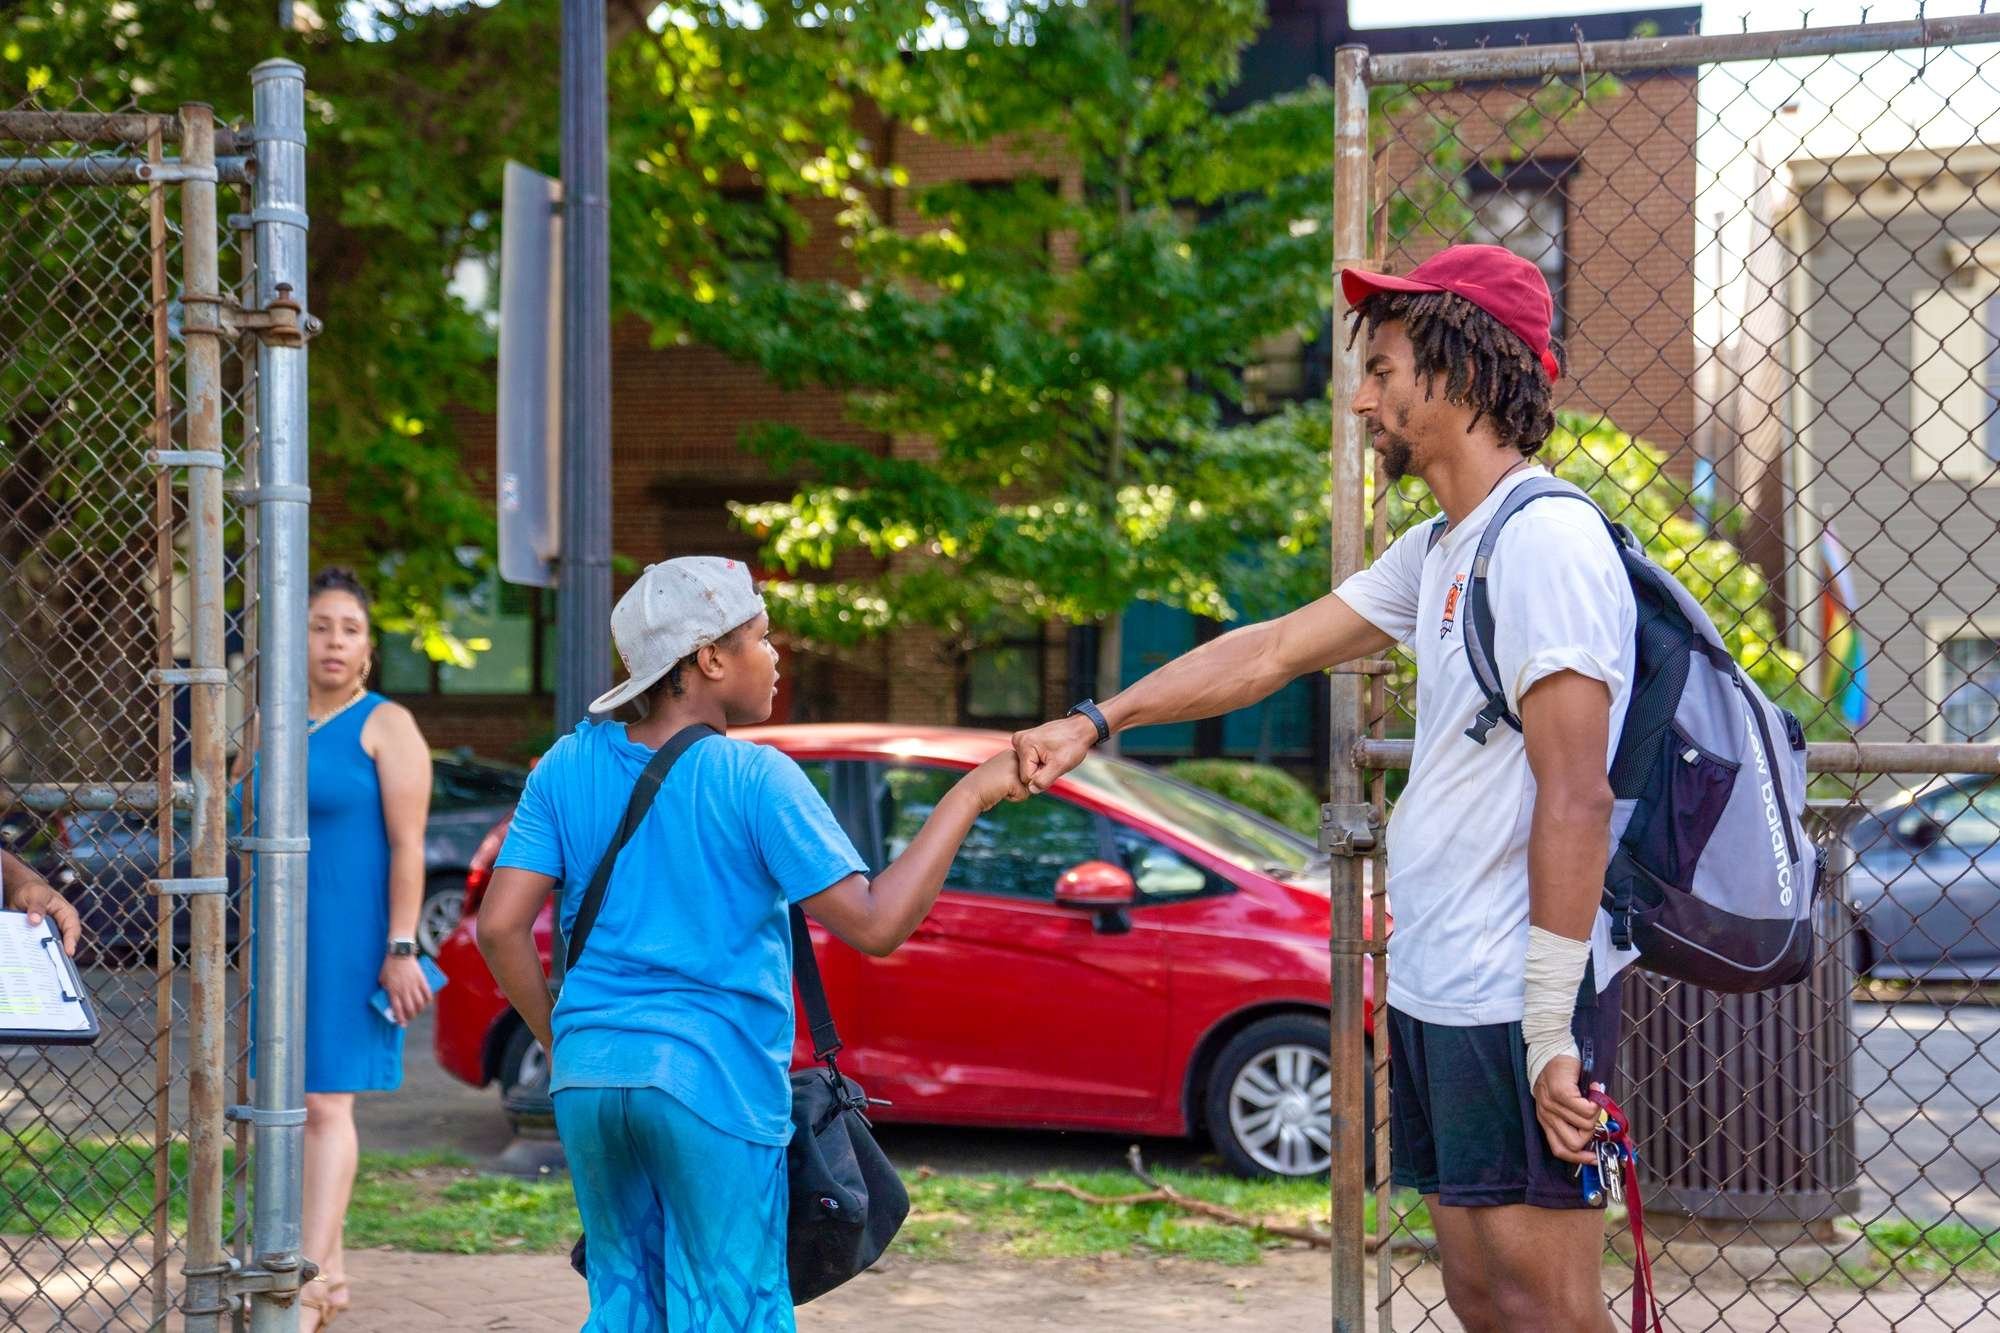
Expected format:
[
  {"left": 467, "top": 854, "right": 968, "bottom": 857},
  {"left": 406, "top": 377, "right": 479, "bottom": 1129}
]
[
  {"left": 224, "top": 1249, "right": 2000, "bottom": 1332},
  {"left": 7, "top": 1242, "right": 1996, "bottom": 1329},
  {"left": 323, "top": 1246, "right": 1332, "bottom": 1331}
]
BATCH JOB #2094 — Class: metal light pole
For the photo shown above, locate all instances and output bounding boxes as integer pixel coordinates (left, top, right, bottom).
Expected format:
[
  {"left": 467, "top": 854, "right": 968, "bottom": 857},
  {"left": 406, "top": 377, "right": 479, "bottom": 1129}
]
[{"left": 557, "top": 0, "right": 613, "bottom": 730}]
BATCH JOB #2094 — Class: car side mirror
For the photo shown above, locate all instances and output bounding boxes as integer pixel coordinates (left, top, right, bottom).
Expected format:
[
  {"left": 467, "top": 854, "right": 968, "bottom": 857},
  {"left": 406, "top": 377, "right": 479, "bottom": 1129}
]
[
  {"left": 1054, "top": 861, "right": 1137, "bottom": 935},
  {"left": 1898, "top": 811, "right": 1944, "bottom": 851}
]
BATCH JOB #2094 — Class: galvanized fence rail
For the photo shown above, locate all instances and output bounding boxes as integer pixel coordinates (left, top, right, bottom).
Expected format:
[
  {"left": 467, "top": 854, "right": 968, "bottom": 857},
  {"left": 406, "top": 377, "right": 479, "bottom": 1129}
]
[
  {"left": 1, "top": 64, "right": 309, "bottom": 1333},
  {"left": 1328, "top": 15, "right": 2000, "bottom": 1333}
]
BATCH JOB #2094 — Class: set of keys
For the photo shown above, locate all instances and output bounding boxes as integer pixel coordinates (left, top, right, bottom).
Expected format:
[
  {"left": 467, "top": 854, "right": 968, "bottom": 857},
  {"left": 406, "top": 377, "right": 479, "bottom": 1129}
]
[{"left": 1575, "top": 1090, "right": 1632, "bottom": 1206}]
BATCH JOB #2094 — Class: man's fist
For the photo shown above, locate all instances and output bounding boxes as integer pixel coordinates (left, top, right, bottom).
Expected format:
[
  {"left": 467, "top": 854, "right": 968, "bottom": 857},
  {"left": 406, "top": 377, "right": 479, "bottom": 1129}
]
[{"left": 1011, "top": 714, "right": 1099, "bottom": 794}]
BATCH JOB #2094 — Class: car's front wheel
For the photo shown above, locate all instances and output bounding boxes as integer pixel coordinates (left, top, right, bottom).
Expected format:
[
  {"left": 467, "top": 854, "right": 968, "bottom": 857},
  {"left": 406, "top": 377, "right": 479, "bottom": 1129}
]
[
  {"left": 497, "top": 1023, "right": 553, "bottom": 1131},
  {"left": 1205, "top": 1014, "right": 1363, "bottom": 1179},
  {"left": 417, "top": 873, "right": 468, "bottom": 959}
]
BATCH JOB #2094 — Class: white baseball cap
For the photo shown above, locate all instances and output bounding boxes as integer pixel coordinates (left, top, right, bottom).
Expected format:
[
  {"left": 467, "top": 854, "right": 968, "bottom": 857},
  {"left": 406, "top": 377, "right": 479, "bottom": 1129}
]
[{"left": 588, "top": 556, "right": 768, "bottom": 715}]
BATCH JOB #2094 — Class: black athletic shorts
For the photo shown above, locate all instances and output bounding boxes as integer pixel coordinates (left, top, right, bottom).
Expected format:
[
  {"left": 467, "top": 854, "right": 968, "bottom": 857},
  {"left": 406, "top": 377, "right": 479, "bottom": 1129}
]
[{"left": 1387, "top": 973, "right": 1623, "bottom": 1210}]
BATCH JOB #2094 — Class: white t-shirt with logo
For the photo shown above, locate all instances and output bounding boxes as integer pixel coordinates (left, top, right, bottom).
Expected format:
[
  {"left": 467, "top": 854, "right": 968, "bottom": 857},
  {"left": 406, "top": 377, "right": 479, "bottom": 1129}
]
[{"left": 1334, "top": 466, "right": 1641, "bottom": 1027}]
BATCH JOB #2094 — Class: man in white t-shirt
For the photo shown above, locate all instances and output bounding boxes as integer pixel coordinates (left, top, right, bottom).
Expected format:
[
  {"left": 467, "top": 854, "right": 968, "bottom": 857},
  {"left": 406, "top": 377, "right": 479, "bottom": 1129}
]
[{"left": 1013, "top": 244, "right": 1632, "bottom": 1333}]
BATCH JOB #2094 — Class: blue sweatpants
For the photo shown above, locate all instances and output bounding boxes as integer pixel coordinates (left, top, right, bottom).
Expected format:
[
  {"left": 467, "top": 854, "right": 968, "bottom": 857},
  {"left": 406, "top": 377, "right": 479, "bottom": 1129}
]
[{"left": 554, "top": 1086, "right": 793, "bottom": 1333}]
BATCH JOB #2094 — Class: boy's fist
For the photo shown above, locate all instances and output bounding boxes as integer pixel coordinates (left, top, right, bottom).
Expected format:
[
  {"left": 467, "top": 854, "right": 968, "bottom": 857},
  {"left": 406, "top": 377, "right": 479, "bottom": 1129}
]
[{"left": 959, "top": 752, "right": 1032, "bottom": 813}]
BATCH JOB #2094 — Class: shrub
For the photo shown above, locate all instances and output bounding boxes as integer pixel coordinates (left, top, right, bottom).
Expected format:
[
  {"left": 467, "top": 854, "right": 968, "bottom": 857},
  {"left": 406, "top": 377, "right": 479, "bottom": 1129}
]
[{"left": 1164, "top": 760, "right": 1319, "bottom": 838}]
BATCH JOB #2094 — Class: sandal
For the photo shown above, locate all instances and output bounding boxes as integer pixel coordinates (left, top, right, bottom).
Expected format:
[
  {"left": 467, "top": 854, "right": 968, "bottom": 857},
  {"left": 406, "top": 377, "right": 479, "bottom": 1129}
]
[{"left": 300, "top": 1276, "right": 342, "bottom": 1330}]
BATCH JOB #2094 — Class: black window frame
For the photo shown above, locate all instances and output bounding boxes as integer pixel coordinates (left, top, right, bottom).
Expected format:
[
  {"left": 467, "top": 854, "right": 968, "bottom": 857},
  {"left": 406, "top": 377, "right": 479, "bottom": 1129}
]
[
  {"left": 958, "top": 624, "right": 1051, "bottom": 732},
  {"left": 716, "top": 186, "right": 790, "bottom": 281},
  {"left": 379, "top": 582, "right": 556, "bottom": 700},
  {"left": 1461, "top": 156, "right": 1574, "bottom": 350}
]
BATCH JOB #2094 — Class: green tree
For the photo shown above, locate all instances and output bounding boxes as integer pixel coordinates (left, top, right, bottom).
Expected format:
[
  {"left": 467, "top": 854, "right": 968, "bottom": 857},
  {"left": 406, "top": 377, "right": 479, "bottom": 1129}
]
[
  {"left": 5, "top": 0, "right": 929, "bottom": 659},
  {"left": 618, "top": 0, "right": 1334, "bottom": 732}
]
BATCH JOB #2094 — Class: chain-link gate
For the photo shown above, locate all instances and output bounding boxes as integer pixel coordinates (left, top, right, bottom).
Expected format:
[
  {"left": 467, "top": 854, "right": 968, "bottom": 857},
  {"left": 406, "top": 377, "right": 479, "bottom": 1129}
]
[
  {"left": 1326, "top": 14, "right": 2000, "bottom": 1333},
  {"left": 1, "top": 62, "right": 311, "bottom": 1333}
]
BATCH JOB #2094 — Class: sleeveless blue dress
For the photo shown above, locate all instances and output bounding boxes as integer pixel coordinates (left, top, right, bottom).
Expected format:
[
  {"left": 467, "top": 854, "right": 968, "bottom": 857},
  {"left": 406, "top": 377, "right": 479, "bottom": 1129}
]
[{"left": 304, "top": 692, "right": 403, "bottom": 1093}]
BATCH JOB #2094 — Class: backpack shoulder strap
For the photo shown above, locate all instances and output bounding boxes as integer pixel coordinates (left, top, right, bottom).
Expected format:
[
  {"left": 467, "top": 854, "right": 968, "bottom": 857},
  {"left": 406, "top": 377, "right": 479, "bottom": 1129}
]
[
  {"left": 1461, "top": 476, "right": 1631, "bottom": 745},
  {"left": 563, "top": 722, "right": 718, "bottom": 970},
  {"left": 1425, "top": 514, "right": 1449, "bottom": 554}
]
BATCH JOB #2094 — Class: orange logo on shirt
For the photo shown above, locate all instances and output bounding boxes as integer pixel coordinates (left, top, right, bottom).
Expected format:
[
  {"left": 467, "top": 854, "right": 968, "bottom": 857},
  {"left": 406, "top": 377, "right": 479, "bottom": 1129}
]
[{"left": 1440, "top": 574, "right": 1467, "bottom": 639}]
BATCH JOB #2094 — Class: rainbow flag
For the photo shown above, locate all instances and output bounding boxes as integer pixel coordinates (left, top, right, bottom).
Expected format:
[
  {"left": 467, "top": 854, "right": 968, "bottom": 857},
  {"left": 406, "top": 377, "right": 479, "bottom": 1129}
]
[{"left": 1819, "top": 525, "right": 1869, "bottom": 728}]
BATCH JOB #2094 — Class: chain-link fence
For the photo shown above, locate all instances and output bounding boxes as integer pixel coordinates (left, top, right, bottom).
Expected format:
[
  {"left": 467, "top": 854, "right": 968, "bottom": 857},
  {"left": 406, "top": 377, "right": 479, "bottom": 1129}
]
[
  {"left": 1325, "top": 15, "right": 2000, "bottom": 1333},
  {"left": 1, "top": 65, "right": 311, "bottom": 1333}
]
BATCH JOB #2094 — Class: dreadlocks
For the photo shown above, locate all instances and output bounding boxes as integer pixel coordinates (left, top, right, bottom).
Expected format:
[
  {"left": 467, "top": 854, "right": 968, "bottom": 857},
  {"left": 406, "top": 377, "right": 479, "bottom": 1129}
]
[{"left": 1347, "top": 289, "right": 1562, "bottom": 459}]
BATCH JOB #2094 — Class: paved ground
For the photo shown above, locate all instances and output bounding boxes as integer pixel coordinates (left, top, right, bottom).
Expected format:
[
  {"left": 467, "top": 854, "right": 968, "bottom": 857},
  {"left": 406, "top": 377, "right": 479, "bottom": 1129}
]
[
  {"left": 1848, "top": 1001, "right": 2000, "bottom": 1228},
  {"left": 8, "top": 1240, "right": 1996, "bottom": 1332}
]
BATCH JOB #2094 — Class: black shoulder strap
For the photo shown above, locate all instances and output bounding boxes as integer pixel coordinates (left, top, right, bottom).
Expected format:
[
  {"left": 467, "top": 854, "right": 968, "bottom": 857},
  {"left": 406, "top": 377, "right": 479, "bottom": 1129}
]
[
  {"left": 1460, "top": 476, "right": 1633, "bottom": 746},
  {"left": 790, "top": 904, "right": 842, "bottom": 1064},
  {"left": 563, "top": 723, "right": 717, "bottom": 970}
]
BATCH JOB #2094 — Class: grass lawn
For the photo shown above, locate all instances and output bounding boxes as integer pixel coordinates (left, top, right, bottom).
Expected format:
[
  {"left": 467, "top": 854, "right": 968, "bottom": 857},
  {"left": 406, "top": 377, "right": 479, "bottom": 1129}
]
[{"left": 6, "top": 1136, "right": 1997, "bottom": 1283}]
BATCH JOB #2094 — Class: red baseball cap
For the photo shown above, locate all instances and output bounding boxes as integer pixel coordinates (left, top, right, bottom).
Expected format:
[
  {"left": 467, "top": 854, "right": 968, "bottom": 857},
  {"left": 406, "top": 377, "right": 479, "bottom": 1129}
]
[{"left": 1341, "top": 244, "right": 1561, "bottom": 382}]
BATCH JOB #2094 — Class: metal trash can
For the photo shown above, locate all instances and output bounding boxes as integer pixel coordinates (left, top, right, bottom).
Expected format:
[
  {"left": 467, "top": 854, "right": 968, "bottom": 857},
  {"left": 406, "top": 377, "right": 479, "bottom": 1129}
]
[{"left": 1619, "top": 802, "right": 1864, "bottom": 1241}]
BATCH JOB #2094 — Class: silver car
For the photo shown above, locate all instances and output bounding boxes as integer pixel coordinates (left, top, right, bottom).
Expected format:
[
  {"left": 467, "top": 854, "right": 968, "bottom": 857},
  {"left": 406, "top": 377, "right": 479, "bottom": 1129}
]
[{"left": 1847, "top": 775, "right": 2000, "bottom": 981}]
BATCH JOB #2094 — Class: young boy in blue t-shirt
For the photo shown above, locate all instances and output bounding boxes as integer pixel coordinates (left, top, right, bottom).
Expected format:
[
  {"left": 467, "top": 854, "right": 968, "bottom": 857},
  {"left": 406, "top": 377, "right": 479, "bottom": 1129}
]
[{"left": 477, "top": 557, "right": 1025, "bottom": 1332}]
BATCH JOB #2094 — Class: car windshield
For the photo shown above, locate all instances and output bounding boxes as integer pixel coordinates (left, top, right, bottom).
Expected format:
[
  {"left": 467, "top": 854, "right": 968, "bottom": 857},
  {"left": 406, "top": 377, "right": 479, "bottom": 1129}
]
[
  {"left": 1068, "top": 756, "right": 1317, "bottom": 876},
  {"left": 432, "top": 754, "right": 529, "bottom": 811}
]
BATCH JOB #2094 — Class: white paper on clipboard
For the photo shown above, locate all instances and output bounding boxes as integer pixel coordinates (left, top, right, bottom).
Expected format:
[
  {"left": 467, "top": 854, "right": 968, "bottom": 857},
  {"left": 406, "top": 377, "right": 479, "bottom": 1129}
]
[{"left": 0, "top": 911, "right": 89, "bottom": 1034}]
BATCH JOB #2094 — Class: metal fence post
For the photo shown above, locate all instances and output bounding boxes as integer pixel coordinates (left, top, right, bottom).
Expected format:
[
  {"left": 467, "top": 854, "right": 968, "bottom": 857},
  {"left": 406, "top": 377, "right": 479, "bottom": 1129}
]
[
  {"left": 247, "top": 57, "right": 312, "bottom": 1333},
  {"left": 557, "top": 0, "right": 613, "bottom": 730},
  {"left": 174, "top": 98, "right": 233, "bottom": 1333},
  {"left": 1328, "top": 42, "right": 1374, "bottom": 1333}
]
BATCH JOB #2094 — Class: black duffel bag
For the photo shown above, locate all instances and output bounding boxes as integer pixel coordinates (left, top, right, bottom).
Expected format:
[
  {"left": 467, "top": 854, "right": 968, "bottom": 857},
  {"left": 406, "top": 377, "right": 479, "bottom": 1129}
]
[
  {"left": 780, "top": 905, "right": 909, "bottom": 1302},
  {"left": 558, "top": 724, "right": 906, "bottom": 1304}
]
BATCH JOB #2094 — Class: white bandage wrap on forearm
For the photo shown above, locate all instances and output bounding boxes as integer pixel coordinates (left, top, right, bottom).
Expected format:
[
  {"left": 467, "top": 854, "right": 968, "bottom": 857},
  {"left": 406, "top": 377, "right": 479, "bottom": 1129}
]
[{"left": 1522, "top": 926, "right": 1593, "bottom": 1089}]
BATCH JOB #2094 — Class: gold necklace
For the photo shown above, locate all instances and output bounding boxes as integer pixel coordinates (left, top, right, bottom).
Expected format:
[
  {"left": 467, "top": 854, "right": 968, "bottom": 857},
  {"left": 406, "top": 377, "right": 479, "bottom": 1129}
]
[{"left": 307, "top": 685, "right": 368, "bottom": 736}]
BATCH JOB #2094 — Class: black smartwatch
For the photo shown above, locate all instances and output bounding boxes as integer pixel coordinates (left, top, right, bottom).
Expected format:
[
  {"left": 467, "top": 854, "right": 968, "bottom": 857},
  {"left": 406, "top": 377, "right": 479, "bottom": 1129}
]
[
  {"left": 1065, "top": 699, "right": 1111, "bottom": 747},
  {"left": 387, "top": 937, "right": 417, "bottom": 958}
]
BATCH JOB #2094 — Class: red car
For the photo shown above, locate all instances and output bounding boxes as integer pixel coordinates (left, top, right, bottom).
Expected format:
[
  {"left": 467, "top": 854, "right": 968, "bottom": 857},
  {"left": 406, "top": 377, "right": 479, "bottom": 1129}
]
[{"left": 432, "top": 725, "right": 1375, "bottom": 1178}]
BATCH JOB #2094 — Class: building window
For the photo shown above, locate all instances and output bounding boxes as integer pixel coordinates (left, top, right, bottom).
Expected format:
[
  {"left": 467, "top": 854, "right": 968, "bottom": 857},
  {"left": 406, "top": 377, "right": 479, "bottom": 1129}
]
[
  {"left": 961, "top": 620, "right": 1046, "bottom": 728},
  {"left": 717, "top": 188, "right": 787, "bottom": 282},
  {"left": 378, "top": 575, "right": 556, "bottom": 697},
  {"left": 1463, "top": 160, "right": 1569, "bottom": 346},
  {"left": 1984, "top": 294, "right": 2000, "bottom": 469},
  {"left": 1942, "top": 633, "right": 2000, "bottom": 742},
  {"left": 1243, "top": 318, "right": 1332, "bottom": 416},
  {"left": 1909, "top": 277, "right": 2000, "bottom": 486}
]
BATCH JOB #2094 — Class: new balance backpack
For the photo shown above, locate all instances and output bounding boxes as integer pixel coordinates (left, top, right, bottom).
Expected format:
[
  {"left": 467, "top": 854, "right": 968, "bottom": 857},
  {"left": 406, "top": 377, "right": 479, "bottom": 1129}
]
[{"left": 1430, "top": 476, "right": 1820, "bottom": 993}]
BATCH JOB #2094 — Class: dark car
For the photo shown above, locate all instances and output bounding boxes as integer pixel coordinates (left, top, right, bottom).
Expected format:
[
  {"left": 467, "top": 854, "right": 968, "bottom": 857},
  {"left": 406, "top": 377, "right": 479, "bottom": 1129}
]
[
  {"left": 417, "top": 750, "right": 531, "bottom": 955},
  {"left": 1847, "top": 774, "right": 2000, "bottom": 981},
  {"left": 55, "top": 749, "right": 527, "bottom": 966}
]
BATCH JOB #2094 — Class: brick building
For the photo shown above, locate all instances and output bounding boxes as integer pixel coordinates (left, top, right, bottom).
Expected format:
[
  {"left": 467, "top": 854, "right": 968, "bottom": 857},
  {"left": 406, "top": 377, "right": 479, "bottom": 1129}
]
[{"left": 385, "top": 3, "right": 1703, "bottom": 771}]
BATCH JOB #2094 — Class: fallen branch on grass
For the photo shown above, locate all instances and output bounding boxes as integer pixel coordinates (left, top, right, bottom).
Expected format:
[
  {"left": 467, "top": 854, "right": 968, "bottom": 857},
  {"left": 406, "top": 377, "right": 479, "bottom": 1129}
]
[{"left": 1025, "top": 1146, "right": 1332, "bottom": 1250}]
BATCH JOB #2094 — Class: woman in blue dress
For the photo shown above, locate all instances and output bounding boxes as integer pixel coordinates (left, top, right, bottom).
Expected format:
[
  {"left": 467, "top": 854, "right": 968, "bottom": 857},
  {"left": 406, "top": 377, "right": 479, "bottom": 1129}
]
[{"left": 297, "top": 569, "right": 436, "bottom": 1329}]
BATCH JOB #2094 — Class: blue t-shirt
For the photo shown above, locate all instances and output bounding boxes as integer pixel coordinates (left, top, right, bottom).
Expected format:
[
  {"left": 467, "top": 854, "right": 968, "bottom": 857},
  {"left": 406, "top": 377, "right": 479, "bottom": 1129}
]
[{"left": 495, "top": 722, "right": 866, "bottom": 1146}]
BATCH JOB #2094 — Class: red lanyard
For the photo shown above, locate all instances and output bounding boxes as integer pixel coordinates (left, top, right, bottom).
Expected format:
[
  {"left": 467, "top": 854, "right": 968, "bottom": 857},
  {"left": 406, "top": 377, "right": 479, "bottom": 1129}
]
[{"left": 1590, "top": 1089, "right": 1665, "bottom": 1333}]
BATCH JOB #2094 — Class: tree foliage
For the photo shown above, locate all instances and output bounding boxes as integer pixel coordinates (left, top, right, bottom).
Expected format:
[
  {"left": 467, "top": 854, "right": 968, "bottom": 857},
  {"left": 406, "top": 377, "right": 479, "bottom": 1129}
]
[{"left": 608, "top": 1, "right": 1337, "bottom": 669}]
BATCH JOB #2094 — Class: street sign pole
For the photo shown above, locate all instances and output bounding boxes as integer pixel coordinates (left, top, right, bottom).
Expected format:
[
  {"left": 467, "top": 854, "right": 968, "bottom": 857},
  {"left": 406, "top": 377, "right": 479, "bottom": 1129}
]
[{"left": 557, "top": 0, "right": 612, "bottom": 731}]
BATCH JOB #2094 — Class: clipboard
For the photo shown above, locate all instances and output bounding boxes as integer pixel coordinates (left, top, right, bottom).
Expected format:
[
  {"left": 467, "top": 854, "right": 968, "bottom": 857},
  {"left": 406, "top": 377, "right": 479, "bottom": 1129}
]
[{"left": 0, "top": 910, "right": 100, "bottom": 1046}]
